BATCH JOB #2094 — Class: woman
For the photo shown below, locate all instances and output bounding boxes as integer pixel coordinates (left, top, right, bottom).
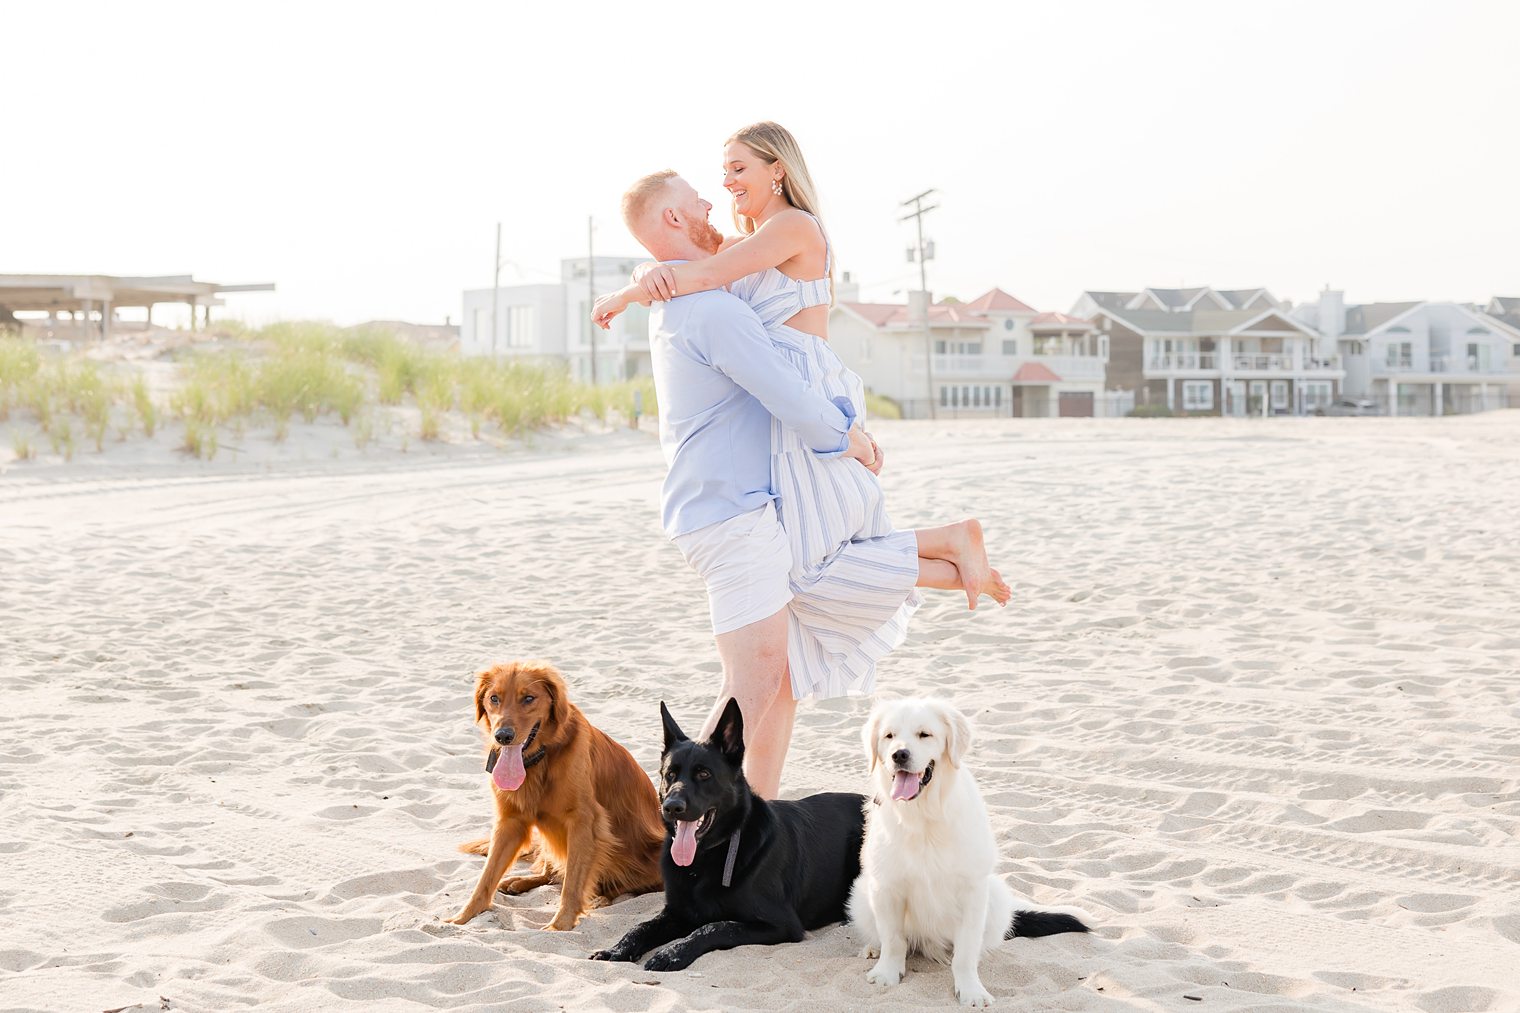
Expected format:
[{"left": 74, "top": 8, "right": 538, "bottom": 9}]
[{"left": 594, "top": 121, "right": 1009, "bottom": 702}]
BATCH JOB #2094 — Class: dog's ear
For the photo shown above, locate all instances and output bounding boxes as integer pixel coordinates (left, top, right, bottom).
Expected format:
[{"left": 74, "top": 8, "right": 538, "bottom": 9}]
[
  {"left": 537, "top": 663, "right": 566, "bottom": 728},
  {"left": 943, "top": 705, "right": 974, "bottom": 768},
  {"left": 713, "top": 697, "right": 745, "bottom": 766},
  {"left": 861, "top": 705, "right": 884, "bottom": 772},
  {"left": 473, "top": 668, "right": 492, "bottom": 725},
  {"left": 660, "top": 701, "right": 688, "bottom": 753}
]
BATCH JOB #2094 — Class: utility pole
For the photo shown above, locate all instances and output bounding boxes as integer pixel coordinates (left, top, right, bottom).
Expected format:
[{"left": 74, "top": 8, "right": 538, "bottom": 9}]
[
  {"left": 587, "top": 216, "right": 597, "bottom": 385},
  {"left": 900, "top": 189, "right": 939, "bottom": 419},
  {"left": 491, "top": 222, "right": 501, "bottom": 360}
]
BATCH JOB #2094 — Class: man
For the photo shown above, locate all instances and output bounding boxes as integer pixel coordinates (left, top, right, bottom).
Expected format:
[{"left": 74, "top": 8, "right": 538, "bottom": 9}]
[{"left": 617, "top": 170, "right": 874, "bottom": 797}]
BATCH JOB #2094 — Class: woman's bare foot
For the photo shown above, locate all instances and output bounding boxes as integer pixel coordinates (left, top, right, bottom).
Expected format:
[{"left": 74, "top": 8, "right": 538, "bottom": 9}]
[
  {"left": 946, "top": 518, "right": 993, "bottom": 610},
  {"left": 987, "top": 567, "right": 1012, "bottom": 607}
]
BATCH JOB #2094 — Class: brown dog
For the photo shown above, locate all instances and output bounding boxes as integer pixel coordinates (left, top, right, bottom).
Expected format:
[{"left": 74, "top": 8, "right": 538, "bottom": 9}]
[{"left": 446, "top": 660, "right": 664, "bottom": 930}]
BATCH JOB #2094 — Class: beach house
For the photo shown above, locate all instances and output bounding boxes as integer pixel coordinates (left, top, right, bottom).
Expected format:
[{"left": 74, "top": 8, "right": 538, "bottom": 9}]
[
  {"left": 1071, "top": 287, "right": 1341, "bottom": 416},
  {"left": 461, "top": 256, "right": 651, "bottom": 382},
  {"left": 828, "top": 283, "right": 1116, "bottom": 418},
  {"left": 1291, "top": 291, "right": 1517, "bottom": 414}
]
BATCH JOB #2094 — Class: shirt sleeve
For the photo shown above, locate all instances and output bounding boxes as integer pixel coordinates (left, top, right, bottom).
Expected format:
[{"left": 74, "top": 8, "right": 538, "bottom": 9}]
[{"left": 697, "top": 297, "right": 854, "bottom": 455}]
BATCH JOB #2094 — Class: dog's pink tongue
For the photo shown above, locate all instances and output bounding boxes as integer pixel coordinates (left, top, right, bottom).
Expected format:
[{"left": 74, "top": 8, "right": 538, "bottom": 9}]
[
  {"left": 671, "top": 820, "right": 699, "bottom": 866},
  {"left": 890, "top": 771, "right": 920, "bottom": 801},
  {"left": 492, "top": 744, "right": 526, "bottom": 792}
]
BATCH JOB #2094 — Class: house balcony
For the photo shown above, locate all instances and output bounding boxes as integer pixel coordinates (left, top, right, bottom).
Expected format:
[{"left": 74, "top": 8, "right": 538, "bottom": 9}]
[
  {"left": 1373, "top": 356, "right": 1518, "bottom": 379},
  {"left": 1147, "top": 353, "right": 1343, "bottom": 374},
  {"left": 927, "top": 353, "right": 1105, "bottom": 382}
]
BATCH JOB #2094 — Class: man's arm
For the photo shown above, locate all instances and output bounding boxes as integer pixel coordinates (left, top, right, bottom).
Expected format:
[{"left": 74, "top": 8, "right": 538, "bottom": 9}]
[{"left": 695, "top": 297, "right": 866, "bottom": 461}]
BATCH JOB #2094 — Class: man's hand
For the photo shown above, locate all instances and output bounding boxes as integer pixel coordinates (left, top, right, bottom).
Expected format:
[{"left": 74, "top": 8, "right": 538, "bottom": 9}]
[
  {"left": 844, "top": 426, "right": 875, "bottom": 468},
  {"left": 864, "top": 432, "right": 884, "bottom": 475}
]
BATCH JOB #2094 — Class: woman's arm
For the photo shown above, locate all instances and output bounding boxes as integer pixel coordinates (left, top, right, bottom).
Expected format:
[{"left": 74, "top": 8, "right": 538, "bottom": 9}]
[{"left": 638, "top": 211, "right": 818, "bottom": 301}]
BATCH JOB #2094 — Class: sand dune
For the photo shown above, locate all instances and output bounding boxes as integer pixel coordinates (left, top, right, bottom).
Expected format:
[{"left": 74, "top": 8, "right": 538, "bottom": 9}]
[{"left": 1, "top": 414, "right": 1517, "bottom": 1011}]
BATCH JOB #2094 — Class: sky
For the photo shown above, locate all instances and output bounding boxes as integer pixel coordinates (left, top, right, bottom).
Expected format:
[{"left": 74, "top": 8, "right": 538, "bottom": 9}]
[{"left": 3, "top": 0, "right": 1517, "bottom": 327}]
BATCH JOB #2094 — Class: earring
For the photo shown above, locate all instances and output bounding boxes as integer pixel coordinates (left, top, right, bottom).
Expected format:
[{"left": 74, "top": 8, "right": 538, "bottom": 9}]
[{"left": 772, "top": 178, "right": 784, "bottom": 196}]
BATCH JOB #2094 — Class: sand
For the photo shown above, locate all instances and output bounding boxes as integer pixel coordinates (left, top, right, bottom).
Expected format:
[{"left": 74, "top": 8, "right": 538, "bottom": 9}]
[{"left": 2, "top": 413, "right": 1517, "bottom": 1012}]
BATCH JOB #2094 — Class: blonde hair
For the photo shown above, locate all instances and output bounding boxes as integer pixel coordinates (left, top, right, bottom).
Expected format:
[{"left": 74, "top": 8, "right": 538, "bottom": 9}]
[
  {"left": 726, "top": 121, "right": 832, "bottom": 295},
  {"left": 620, "top": 169, "right": 678, "bottom": 230},
  {"left": 726, "top": 122, "right": 825, "bottom": 236}
]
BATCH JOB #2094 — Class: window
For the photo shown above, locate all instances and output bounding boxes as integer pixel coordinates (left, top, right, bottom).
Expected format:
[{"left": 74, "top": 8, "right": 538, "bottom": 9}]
[
  {"left": 1003, "top": 319, "right": 1015, "bottom": 331},
  {"left": 506, "top": 305, "right": 535, "bottom": 348},
  {"left": 1468, "top": 342, "right": 1492, "bottom": 371},
  {"left": 961, "top": 386, "right": 970, "bottom": 406},
  {"left": 972, "top": 387, "right": 982, "bottom": 407},
  {"left": 1513, "top": 343, "right": 1520, "bottom": 358},
  {"left": 940, "top": 386, "right": 949, "bottom": 407},
  {"left": 474, "top": 308, "right": 490, "bottom": 348},
  {"left": 1385, "top": 342, "right": 1412, "bottom": 368},
  {"left": 1002, "top": 339, "right": 1017, "bottom": 355},
  {"left": 935, "top": 340, "right": 946, "bottom": 354},
  {"left": 1182, "top": 381, "right": 1213, "bottom": 410},
  {"left": 994, "top": 387, "right": 1003, "bottom": 407},
  {"left": 1302, "top": 381, "right": 1333, "bottom": 411}
]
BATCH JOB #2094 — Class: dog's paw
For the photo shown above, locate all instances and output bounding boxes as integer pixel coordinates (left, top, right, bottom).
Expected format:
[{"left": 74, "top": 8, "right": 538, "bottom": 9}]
[
  {"left": 956, "top": 982, "right": 994, "bottom": 1008},
  {"left": 589, "top": 948, "right": 633, "bottom": 962},
  {"left": 643, "top": 946, "right": 693, "bottom": 973},
  {"left": 865, "top": 961, "right": 903, "bottom": 987},
  {"left": 859, "top": 945, "right": 880, "bottom": 959},
  {"left": 497, "top": 876, "right": 541, "bottom": 896},
  {"left": 546, "top": 914, "right": 581, "bottom": 932},
  {"left": 443, "top": 908, "right": 484, "bottom": 926}
]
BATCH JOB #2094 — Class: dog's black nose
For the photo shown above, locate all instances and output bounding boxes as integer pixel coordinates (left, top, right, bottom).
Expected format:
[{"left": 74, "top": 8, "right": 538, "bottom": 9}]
[
  {"left": 891, "top": 748, "right": 910, "bottom": 766},
  {"left": 495, "top": 727, "right": 515, "bottom": 746},
  {"left": 661, "top": 798, "right": 686, "bottom": 820}
]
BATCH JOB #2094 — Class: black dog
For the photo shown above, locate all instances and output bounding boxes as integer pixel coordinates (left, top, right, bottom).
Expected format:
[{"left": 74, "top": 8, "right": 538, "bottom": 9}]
[{"left": 589, "top": 697, "right": 866, "bottom": 971}]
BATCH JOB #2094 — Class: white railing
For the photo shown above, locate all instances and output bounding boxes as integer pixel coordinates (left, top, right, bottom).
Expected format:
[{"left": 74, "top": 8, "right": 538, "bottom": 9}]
[
  {"left": 1033, "top": 354, "right": 1107, "bottom": 380},
  {"left": 1147, "top": 354, "right": 1216, "bottom": 370},
  {"left": 1147, "top": 353, "right": 1343, "bottom": 373},
  {"left": 927, "top": 353, "right": 1106, "bottom": 379}
]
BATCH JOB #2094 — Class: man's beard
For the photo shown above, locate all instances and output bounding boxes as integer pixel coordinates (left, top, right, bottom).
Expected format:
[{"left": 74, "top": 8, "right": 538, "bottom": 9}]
[{"left": 686, "top": 216, "right": 723, "bottom": 255}]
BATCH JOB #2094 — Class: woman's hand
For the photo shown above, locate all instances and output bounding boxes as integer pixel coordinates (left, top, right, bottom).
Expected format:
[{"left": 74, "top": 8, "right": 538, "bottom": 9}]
[
  {"left": 864, "top": 432, "right": 884, "bottom": 475},
  {"left": 844, "top": 426, "right": 876, "bottom": 469},
  {"left": 592, "top": 290, "right": 629, "bottom": 330},
  {"left": 631, "top": 261, "right": 659, "bottom": 284},
  {"left": 638, "top": 264, "right": 679, "bottom": 302}
]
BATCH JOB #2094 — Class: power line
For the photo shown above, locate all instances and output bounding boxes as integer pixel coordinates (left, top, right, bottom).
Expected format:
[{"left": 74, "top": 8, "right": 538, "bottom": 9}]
[{"left": 900, "top": 189, "right": 939, "bottom": 419}]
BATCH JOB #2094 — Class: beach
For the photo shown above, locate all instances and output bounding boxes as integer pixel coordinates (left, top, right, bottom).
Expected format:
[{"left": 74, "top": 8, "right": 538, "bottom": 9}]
[{"left": 2, "top": 413, "right": 1517, "bottom": 1012}]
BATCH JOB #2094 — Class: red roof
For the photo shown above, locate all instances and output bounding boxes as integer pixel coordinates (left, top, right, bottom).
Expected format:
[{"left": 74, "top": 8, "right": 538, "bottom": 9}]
[
  {"left": 1030, "top": 311, "right": 1092, "bottom": 328},
  {"left": 1012, "top": 362, "right": 1063, "bottom": 383},
  {"left": 838, "top": 301, "right": 991, "bottom": 329},
  {"left": 965, "top": 288, "right": 1036, "bottom": 313}
]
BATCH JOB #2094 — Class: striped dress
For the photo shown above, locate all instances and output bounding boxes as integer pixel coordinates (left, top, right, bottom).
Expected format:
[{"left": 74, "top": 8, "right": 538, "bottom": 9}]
[{"left": 727, "top": 219, "right": 923, "bottom": 699}]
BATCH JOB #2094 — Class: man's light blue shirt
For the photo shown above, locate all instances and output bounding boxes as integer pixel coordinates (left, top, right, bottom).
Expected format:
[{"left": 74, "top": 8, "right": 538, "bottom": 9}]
[{"left": 648, "top": 287, "right": 855, "bottom": 538}]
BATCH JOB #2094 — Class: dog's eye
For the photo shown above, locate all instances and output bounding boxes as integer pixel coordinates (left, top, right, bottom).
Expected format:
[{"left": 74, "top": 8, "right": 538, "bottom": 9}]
[
  {"left": 488, "top": 694, "right": 500, "bottom": 705},
  {"left": 883, "top": 732, "right": 894, "bottom": 740},
  {"left": 521, "top": 695, "right": 535, "bottom": 705},
  {"left": 695, "top": 768, "right": 710, "bottom": 781},
  {"left": 917, "top": 731, "right": 931, "bottom": 739}
]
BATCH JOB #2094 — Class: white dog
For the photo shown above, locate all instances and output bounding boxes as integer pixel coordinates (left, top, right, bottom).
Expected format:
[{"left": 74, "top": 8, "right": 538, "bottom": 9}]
[{"left": 847, "top": 697, "right": 1089, "bottom": 1007}]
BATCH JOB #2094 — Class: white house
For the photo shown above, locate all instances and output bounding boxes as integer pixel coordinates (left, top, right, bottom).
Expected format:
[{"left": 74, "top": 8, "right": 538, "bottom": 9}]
[
  {"left": 461, "top": 255, "right": 652, "bottom": 382},
  {"left": 828, "top": 287, "right": 1115, "bottom": 418},
  {"left": 1074, "top": 286, "right": 1343, "bottom": 416},
  {"left": 1292, "top": 290, "right": 1518, "bottom": 414}
]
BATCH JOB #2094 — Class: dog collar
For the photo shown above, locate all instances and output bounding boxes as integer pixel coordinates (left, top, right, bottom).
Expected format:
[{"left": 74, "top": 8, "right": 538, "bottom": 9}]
[
  {"left": 484, "top": 721, "right": 546, "bottom": 773},
  {"left": 721, "top": 830, "right": 741, "bottom": 888}
]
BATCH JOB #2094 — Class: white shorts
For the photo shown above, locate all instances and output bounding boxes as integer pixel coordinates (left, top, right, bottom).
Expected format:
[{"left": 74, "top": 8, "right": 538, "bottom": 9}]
[{"left": 672, "top": 501, "right": 793, "bottom": 636}]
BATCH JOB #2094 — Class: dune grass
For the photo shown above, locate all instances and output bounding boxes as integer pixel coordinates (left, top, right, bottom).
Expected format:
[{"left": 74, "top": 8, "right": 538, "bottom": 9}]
[{"left": 3, "top": 323, "right": 658, "bottom": 462}]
